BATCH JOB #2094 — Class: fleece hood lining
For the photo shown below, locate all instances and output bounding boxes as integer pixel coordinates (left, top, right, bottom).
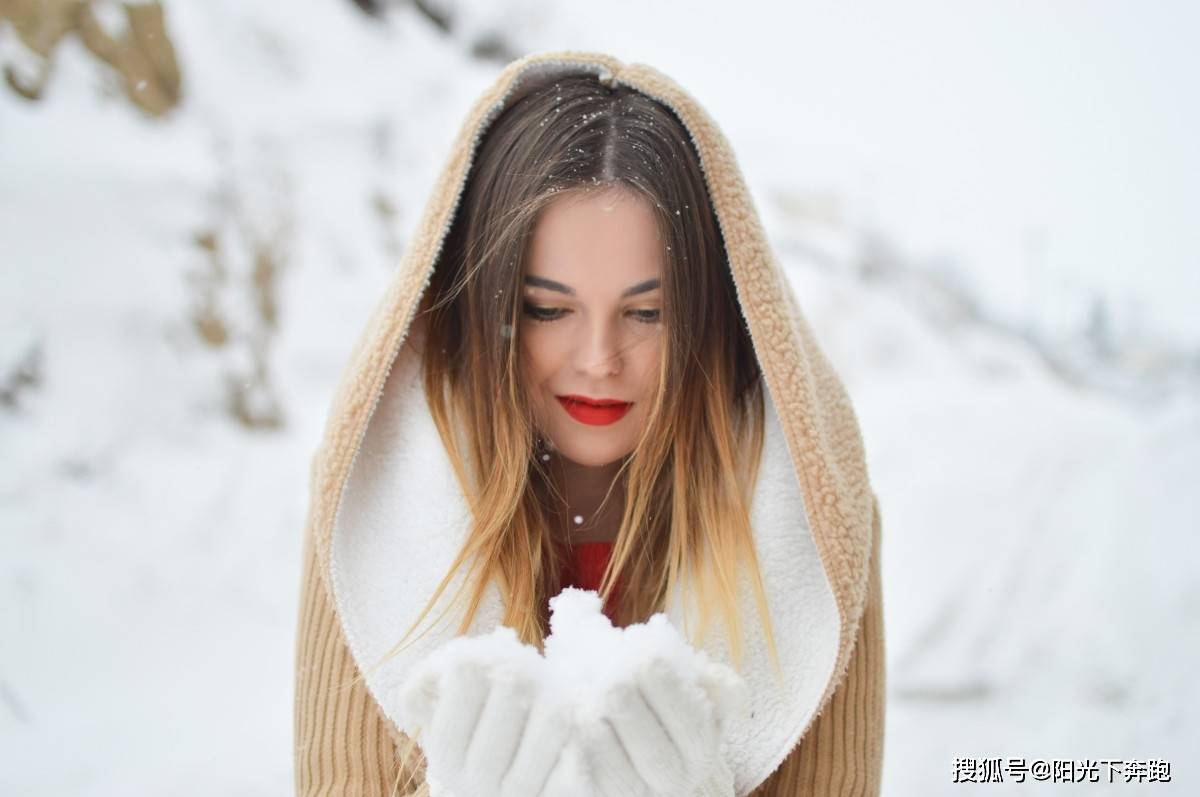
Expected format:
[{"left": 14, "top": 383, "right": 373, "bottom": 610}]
[{"left": 332, "top": 323, "right": 839, "bottom": 796}]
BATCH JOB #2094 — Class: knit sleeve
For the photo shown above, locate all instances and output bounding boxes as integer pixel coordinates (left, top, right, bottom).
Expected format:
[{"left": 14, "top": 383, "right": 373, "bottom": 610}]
[
  {"left": 294, "top": 527, "right": 429, "bottom": 797},
  {"left": 747, "top": 490, "right": 887, "bottom": 796}
]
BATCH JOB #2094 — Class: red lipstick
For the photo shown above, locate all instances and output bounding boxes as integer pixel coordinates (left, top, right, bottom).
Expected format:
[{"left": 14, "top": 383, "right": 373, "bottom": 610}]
[{"left": 556, "top": 395, "right": 633, "bottom": 426}]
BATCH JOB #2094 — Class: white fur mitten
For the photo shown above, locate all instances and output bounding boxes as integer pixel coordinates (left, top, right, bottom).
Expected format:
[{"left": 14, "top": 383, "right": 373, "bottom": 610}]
[
  {"left": 393, "top": 626, "right": 585, "bottom": 797},
  {"left": 394, "top": 590, "right": 746, "bottom": 797}
]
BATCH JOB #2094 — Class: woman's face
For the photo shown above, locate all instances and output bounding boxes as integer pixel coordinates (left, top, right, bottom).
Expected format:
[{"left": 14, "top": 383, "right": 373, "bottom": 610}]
[{"left": 520, "top": 186, "right": 664, "bottom": 468}]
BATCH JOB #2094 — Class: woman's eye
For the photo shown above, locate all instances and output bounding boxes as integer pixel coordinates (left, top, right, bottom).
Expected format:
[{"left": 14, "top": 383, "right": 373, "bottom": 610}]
[
  {"left": 522, "top": 302, "right": 566, "bottom": 322},
  {"left": 522, "top": 302, "right": 660, "bottom": 324},
  {"left": 628, "top": 308, "right": 661, "bottom": 324}
]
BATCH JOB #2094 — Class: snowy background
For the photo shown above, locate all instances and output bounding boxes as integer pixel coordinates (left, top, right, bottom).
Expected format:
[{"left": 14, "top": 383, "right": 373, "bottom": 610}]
[{"left": 2, "top": 1, "right": 1197, "bottom": 794}]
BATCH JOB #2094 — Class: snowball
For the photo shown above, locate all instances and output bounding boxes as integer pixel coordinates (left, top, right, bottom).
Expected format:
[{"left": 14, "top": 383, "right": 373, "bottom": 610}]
[{"left": 542, "top": 588, "right": 746, "bottom": 730}]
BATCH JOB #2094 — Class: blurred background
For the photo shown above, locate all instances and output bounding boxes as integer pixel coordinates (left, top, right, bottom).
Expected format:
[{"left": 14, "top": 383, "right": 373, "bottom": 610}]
[{"left": 2, "top": 1, "right": 1196, "bottom": 793}]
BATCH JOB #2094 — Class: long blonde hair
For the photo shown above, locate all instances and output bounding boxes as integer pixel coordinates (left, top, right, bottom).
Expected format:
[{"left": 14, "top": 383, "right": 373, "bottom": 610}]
[{"left": 369, "top": 73, "right": 780, "bottom": 690}]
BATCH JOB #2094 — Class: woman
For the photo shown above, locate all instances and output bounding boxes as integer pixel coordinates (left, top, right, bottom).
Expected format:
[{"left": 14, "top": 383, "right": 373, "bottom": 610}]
[{"left": 294, "top": 50, "right": 886, "bottom": 796}]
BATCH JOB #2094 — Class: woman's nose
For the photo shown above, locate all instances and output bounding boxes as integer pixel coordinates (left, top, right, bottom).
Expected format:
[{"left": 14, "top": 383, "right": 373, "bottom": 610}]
[{"left": 573, "top": 319, "right": 623, "bottom": 378}]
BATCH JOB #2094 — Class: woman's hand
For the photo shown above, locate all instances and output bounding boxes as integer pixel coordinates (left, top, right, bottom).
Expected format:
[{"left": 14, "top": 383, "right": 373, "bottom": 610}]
[
  {"left": 574, "top": 654, "right": 742, "bottom": 797},
  {"left": 395, "top": 591, "right": 746, "bottom": 797},
  {"left": 395, "top": 628, "right": 581, "bottom": 797}
]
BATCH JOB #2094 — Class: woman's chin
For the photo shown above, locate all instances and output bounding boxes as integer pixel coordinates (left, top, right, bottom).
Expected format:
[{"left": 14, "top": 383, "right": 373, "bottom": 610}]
[{"left": 553, "top": 443, "right": 631, "bottom": 470}]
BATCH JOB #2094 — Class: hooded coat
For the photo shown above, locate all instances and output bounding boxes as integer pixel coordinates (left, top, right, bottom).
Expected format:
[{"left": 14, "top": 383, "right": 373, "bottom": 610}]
[{"left": 294, "top": 50, "right": 886, "bottom": 796}]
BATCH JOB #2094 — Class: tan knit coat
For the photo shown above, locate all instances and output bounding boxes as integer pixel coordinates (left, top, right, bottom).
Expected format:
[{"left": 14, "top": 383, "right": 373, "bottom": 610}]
[{"left": 294, "top": 50, "right": 886, "bottom": 796}]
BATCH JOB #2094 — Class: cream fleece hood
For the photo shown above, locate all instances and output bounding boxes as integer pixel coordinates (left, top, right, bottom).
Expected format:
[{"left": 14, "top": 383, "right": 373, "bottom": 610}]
[{"left": 301, "top": 50, "right": 884, "bottom": 796}]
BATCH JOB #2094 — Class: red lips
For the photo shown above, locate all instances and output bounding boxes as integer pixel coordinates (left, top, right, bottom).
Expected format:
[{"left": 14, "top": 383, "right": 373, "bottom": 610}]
[{"left": 556, "top": 395, "right": 633, "bottom": 426}]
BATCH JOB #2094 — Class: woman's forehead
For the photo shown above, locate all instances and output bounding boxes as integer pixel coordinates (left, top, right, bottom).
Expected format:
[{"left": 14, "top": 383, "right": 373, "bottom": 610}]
[{"left": 526, "top": 188, "right": 664, "bottom": 292}]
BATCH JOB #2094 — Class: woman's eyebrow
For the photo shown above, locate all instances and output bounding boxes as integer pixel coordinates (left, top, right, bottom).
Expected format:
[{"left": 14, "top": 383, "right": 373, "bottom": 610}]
[{"left": 523, "top": 276, "right": 661, "bottom": 297}]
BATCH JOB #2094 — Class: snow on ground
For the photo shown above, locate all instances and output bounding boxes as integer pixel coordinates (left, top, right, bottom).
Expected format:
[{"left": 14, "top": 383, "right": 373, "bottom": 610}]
[
  {"left": 784, "top": 244, "right": 1199, "bottom": 795},
  {"left": 1, "top": 2, "right": 1196, "bottom": 794}
]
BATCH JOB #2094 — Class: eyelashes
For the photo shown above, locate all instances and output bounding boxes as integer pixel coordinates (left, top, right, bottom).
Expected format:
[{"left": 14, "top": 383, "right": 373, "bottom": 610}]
[
  {"left": 521, "top": 301, "right": 661, "bottom": 325},
  {"left": 521, "top": 302, "right": 565, "bottom": 323}
]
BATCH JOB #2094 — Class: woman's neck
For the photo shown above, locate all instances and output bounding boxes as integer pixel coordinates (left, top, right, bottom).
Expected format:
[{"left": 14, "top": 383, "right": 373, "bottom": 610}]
[{"left": 548, "top": 455, "right": 627, "bottom": 544}]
